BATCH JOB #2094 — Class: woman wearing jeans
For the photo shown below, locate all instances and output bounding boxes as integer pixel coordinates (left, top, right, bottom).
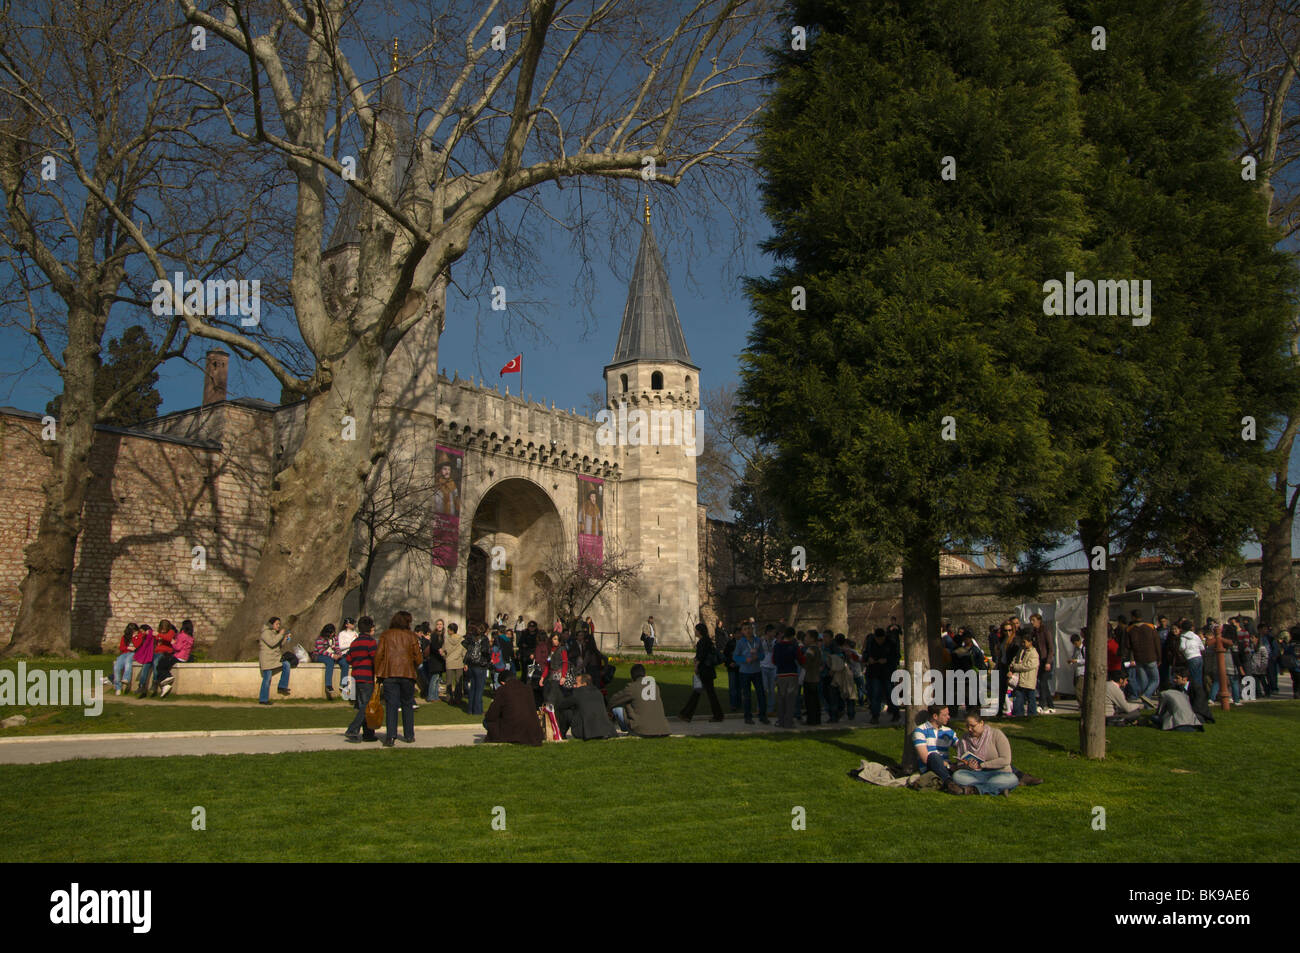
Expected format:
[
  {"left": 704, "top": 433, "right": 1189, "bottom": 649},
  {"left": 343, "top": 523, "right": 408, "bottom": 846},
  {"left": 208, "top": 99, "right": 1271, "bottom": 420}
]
[
  {"left": 257, "top": 617, "right": 292, "bottom": 704},
  {"left": 112, "top": 623, "right": 139, "bottom": 695},
  {"left": 374, "top": 611, "right": 421, "bottom": 746},
  {"left": 1009, "top": 634, "right": 1040, "bottom": 717},
  {"left": 133, "top": 625, "right": 156, "bottom": 697},
  {"left": 951, "top": 712, "right": 1020, "bottom": 795}
]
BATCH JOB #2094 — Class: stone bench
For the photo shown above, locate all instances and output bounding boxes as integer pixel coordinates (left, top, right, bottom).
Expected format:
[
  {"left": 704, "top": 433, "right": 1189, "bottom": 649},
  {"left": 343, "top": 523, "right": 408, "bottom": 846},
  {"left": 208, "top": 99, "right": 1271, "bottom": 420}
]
[{"left": 169, "top": 661, "right": 337, "bottom": 700}]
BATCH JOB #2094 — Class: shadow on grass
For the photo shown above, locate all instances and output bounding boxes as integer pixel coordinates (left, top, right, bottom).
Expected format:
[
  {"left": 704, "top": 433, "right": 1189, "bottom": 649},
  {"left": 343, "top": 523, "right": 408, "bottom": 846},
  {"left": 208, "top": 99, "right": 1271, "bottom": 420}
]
[{"left": 699, "top": 724, "right": 905, "bottom": 766}]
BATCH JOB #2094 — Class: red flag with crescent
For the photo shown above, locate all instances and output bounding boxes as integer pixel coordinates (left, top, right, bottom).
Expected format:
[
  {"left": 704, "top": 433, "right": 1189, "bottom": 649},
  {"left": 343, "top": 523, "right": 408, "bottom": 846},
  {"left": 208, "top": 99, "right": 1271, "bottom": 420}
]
[{"left": 500, "top": 354, "right": 522, "bottom": 375}]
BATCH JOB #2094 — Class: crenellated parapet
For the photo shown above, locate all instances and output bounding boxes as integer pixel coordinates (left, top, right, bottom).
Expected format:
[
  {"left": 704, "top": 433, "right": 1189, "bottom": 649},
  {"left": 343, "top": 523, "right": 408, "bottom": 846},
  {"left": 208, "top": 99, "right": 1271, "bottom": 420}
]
[{"left": 434, "top": 370, "right": 620, "bottom": 479}]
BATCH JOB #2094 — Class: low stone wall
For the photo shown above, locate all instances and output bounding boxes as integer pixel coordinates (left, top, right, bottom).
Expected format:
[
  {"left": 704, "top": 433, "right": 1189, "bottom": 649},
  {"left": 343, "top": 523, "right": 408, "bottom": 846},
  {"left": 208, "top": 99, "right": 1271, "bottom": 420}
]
[{"left": 172, "top": 662, "right": 332, "bottom": 700}]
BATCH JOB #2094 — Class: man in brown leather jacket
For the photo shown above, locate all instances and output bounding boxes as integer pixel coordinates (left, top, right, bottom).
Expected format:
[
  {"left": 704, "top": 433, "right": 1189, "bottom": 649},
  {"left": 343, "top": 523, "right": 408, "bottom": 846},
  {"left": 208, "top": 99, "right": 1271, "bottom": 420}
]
[{"left": 374, "top": 610, "right": 423, "bottom": 746}]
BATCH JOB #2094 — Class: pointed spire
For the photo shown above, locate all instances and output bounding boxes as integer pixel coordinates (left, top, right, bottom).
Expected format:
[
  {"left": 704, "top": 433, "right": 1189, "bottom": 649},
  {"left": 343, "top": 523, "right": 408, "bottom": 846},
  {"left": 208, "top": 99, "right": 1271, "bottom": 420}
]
[{"left": 608, "top": 213, "right": 695, "bottom": 368}]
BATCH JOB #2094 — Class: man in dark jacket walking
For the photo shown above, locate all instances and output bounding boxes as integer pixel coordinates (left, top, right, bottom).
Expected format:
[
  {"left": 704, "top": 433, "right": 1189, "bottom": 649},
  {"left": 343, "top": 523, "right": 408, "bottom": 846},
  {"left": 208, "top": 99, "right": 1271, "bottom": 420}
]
[{"left": 484, "top": 676, "right": 544, "bottom": 745}]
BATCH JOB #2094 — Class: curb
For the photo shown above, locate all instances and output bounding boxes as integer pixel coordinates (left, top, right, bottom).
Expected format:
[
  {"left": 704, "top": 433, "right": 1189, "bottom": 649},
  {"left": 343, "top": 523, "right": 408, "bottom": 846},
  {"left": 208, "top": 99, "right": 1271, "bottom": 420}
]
[{"left": 0, "top": 722, "right": 484, "bottom": 745}]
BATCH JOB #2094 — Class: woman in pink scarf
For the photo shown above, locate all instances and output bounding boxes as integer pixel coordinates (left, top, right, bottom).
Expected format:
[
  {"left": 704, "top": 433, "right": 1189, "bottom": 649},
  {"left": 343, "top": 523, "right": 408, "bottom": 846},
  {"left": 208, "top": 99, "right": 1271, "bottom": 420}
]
[{"left": 950, "top": 712, "right": 1019, "bottom": 795}]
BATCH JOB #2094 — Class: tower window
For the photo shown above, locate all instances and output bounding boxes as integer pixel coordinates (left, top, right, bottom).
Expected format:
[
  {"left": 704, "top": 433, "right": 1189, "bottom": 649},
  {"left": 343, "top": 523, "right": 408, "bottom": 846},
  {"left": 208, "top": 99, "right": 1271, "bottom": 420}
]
[
  {"left": 685, "top": 375, "right": 692, "bottom": 394},
  {"left": 620, "top": 373, "right": 628, "bottom": 393},
  {"left": 651, "top": 371, "right": 664, "bottom": 390}
]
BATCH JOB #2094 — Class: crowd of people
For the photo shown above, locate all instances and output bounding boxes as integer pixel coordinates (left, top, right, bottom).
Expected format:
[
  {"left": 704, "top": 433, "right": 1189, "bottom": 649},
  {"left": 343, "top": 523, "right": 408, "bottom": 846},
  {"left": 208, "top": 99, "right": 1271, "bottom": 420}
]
[
  {"left": 309, "top": 610, "right": 665, "bottom": 746},
  {"left": 110, "top": 620, "right": 196, "bottom": 698}
]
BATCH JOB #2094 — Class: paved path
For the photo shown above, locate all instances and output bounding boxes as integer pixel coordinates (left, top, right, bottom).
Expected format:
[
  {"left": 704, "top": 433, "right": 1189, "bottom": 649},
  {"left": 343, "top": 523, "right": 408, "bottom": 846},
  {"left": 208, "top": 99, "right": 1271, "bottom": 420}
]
[{"left": 0, "top": 713, "right": 878, "bottom": 765}]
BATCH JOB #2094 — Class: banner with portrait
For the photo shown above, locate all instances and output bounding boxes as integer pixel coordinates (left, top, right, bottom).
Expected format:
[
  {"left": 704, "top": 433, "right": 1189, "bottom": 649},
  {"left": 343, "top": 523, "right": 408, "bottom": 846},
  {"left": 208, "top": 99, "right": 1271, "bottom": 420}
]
[
  {"left": 577, "top": 474, "right": 604, "bottom": 564},
  {"left": 432, "top": 445, "right": 464, "bottom": 568}
]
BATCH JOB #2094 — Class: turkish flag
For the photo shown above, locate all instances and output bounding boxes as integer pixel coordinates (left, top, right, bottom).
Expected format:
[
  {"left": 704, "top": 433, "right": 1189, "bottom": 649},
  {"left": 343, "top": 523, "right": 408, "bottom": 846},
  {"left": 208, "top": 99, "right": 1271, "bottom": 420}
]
[{"left": 500, "top": 354, "right": 522, "bottom": 375}]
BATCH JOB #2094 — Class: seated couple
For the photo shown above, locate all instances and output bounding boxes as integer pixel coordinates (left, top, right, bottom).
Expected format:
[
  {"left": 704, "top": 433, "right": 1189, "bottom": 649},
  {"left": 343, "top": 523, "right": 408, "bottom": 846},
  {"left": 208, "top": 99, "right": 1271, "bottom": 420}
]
[
  {"left": 912, "top": 705, "right": 1025, "bottom": 796},
  {"left": 1103, "top": 669, "right": 1211, "bottom": 731},
  {"left": 484, "top": 664, "right": 670, "bottom": 744}
]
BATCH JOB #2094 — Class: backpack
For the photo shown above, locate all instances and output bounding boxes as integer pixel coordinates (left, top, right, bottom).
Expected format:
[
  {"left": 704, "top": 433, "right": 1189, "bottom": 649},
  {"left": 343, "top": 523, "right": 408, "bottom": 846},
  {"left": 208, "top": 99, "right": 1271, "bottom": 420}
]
[{"left": 490, "top": 645, "right": 504, "bottom": 671}]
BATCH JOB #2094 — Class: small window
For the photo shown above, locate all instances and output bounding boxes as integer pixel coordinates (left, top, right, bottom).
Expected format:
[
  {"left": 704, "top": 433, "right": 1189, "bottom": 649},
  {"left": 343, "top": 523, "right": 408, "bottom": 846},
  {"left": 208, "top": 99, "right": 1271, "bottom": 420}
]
[
  {"left": 651, "top": 371, "right": 664, "bottom": 390},
  {"left": 685, "top": 375, "right": 693, "bottom": 394},
  {"left": 620, "top": 373, "right": 628, "bottom": 393}
]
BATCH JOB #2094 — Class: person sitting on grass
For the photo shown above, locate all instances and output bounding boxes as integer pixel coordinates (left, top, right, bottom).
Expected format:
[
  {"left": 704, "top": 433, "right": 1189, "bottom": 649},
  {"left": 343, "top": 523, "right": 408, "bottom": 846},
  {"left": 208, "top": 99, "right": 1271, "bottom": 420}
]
[
  {"left": 484, "top": 672, "right": 544, "bottom": 746},
  {"left": 911, "top": 704, "right": 959, "bottom": 790},
  {"left": 950, "top": 711, "right": 1020, "bottom": 796},
  {"left": 553, "top": 673, "right": 616, "bottom": 740},
  {"left": 344, "top": 617, "right": 379, "bottom": 742},
  {"left": 607, "top": 663, "right": 671, "bottom": 737},
  {"left": 1154, "top": 666, "right": 1210, "bottom": 732},
  {"left": 1104, "top": 674, "right": 1143, "bottom": 725}
]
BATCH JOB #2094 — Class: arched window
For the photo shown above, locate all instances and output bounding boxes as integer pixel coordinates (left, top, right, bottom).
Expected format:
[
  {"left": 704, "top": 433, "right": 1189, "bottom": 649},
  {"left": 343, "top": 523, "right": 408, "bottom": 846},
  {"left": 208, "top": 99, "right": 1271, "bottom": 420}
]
[
  {"left": 651, "top": 370, "right": 664, "bottom": 391},
  {"left": 620, "top": 373, "right": 628, "bottom": 393},
  {"left": 685, "top": 375, "right": 693, "bottom": 395}
]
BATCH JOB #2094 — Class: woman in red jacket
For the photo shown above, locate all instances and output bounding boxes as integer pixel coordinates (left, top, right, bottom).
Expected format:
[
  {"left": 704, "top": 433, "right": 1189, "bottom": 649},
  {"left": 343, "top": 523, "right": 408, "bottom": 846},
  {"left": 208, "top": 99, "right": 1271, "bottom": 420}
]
[{"left": 146, "top": 620, "right": 177, "bottom": 697}]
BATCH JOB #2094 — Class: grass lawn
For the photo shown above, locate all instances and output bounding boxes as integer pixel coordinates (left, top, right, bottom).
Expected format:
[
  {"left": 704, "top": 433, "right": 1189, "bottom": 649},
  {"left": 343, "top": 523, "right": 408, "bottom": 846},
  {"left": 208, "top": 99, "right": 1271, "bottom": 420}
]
[
  {"left": 1, "top": 699, "right": 1297, "bottom": 862},
  {"left": 0, "top": 657, "right": 694, "bottom": 735}
]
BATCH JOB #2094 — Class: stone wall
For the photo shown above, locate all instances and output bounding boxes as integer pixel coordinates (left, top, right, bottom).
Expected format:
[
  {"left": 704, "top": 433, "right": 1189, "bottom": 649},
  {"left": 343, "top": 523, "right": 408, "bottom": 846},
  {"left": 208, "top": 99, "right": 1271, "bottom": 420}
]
[
  {"left": 719, "top": 560, "right": 1281, "bottom": 638},
  {"left": 0, "top": 405, "right": 272, "bottom": 652}
]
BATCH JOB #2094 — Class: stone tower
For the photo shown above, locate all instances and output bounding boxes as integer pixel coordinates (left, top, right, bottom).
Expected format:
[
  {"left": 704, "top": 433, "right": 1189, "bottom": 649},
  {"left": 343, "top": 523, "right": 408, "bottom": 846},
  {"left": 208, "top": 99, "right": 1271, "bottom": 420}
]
[{"left": 604, "top": 200, "right": 701, "bottom": 645}]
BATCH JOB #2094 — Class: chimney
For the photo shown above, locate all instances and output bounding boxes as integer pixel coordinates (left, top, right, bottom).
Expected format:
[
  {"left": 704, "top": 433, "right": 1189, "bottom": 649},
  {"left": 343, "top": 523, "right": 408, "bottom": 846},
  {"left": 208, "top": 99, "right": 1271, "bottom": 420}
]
[{"left": 202, "top": 349, "right": 229, "bottom": 405}]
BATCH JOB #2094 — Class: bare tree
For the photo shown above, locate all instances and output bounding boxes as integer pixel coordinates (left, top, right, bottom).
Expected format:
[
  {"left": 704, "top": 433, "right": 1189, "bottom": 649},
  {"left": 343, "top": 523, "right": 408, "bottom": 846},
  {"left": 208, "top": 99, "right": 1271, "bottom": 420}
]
[
  {"left": 0, "top": 0, "right": 290, "bottom": 656},
  {"left": 1213, "top": 0, "right": 1300, "bottom": 631},
  {"left": 537, "top": 542, "right": 641, "bottom": 633},
  {"left": 697, "top": 382, "right": 759, "bottom": 517},
  {"left": 155, "top": 0, "right": 773, "bottom": 658},
  {"left": 351, "top": 452, "right": 440, "bottom": 615}
]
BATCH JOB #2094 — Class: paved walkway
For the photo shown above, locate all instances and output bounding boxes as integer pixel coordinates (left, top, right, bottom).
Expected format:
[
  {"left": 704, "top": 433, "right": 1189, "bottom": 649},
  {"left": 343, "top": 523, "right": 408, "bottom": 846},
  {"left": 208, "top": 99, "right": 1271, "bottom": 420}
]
[{"left": 0, "top": 712, "right": 880, "bottom": 765}]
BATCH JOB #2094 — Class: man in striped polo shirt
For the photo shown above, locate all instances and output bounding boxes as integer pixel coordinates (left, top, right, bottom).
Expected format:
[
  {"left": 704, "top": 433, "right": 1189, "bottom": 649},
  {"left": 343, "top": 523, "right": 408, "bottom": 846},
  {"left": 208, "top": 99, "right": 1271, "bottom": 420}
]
[
  {"left": 344, "top": 617, "right": 379, "bottom": 742},
  {"left": 912, "top": 704, "right": 958, "bottom": 785}
]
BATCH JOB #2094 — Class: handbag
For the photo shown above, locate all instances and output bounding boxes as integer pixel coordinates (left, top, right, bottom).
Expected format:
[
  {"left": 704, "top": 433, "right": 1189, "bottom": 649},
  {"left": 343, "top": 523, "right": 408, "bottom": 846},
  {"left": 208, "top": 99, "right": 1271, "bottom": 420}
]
[
  {"left": 365, "top": 682, "right": 385, "bottom": 729},
  {"left": 539, "top": 704, "right": 562, "bottom": 742},
  {"left": 1007, "top": 672, "right": 1020, "bottom": 689},
  {"left": 281, "top": 651, "right": 299, "bottom": 668},
  {"left": 692, "top": 673, "right": 703, "bottom": 690}
]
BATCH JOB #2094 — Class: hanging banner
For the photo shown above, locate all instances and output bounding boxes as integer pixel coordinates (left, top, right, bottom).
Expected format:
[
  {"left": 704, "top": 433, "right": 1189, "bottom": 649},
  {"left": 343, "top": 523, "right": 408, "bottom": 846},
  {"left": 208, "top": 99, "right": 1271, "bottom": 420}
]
[
  {"left": 432, "top": 445, "right": 464, "bottom": 568},
  {"left": 577, "top": 475, "right": 604, "bottom": 564}
]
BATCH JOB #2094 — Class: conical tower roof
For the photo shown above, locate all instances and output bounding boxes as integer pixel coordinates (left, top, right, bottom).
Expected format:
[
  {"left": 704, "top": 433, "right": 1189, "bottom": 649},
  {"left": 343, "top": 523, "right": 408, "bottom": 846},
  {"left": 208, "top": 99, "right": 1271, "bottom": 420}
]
[
  {"left": 608, "top": 214, "right": 695, "bottom": 368},
  {"left": 327, "top": 43, "right": 416, "bottom": 252}
]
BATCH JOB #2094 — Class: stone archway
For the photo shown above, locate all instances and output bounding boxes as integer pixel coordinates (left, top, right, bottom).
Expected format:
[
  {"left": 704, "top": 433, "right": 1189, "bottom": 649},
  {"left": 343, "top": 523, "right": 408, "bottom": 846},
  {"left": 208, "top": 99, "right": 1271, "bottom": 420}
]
[{"left": 467, "top": 478, "right": 565, "bottom": 627}]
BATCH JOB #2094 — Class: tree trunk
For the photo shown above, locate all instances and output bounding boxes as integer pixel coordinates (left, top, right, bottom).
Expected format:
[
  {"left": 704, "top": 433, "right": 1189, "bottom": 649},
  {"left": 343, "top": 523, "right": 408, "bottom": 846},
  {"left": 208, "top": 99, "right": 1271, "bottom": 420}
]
[
  {"left": 1193, "top": 567, "right": 1222, "bottom": 628},
  {"left": 4, "top": 313, "right": 100, "bottom": 658},
  {"left": 827, "top": 565, "right": 848, "bottom": 635},
  {"left": 1078, "top": 520, "right": 1109, "bottom": 760},
  {"left": 924, "top": 554, "right": 943, "bottom": 668},
  {"left": 1259, "top": 497, "right": 1296, "bottom": 632},
  {"left": 211, "top": 340, "right": 384, "bottom": 660},
  {"left": 899, "top": 543, "right": 938, "bottom": 771}
]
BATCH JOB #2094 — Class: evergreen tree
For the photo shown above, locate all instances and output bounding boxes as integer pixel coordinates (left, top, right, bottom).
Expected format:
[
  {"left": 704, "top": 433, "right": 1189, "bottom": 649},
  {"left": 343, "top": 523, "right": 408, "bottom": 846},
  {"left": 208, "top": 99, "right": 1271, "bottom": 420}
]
[
  {"left": 46, "top": 325, "right": 164, "bottom": 427},
  {"left": 1050, "top": 0, "right": 1300, "bottom": 758},
  {"left": 737, "top": 0, "right": 1090, "bottom": 767}
]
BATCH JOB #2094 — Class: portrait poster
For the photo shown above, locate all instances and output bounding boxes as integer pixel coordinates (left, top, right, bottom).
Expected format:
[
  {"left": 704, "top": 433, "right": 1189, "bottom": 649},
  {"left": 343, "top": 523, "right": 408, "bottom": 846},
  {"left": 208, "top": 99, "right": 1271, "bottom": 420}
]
[
  {"left": 577, "top": 475, "right": 604, "bottom": 564},
  {"left": 432, "top": 445, "right": 464, "bottom": 568}
]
